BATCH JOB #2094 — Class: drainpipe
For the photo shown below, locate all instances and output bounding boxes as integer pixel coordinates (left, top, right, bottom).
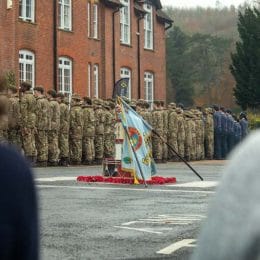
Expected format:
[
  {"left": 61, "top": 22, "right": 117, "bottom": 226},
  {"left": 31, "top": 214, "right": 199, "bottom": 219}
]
[
  {"left": 112, "top": 8, "right": 120, "bottom": 89},
  {"left": 137, "top": 16, "right": 142, "bottom": 99},
  {"left": 53, "top": 0, "right": 57, "bottom": 91}
]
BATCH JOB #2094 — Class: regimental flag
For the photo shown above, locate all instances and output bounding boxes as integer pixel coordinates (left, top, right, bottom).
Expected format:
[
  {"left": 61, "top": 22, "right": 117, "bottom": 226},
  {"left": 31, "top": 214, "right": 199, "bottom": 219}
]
[
  {"left": 113, "top": 78, "right": 130, "bottom": 99},
  {"left": 117, "top": 97, "right": 157, "bottom": 182}
]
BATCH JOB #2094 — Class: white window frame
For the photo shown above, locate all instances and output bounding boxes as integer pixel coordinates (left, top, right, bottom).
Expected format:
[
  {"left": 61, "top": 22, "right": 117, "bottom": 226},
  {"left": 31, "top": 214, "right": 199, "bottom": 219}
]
[
  {"left": 19, "top": 50, "right": 35, "bottom": 88},
  {"left": 93, "top": 4, "right": 99, "bottom": 39},
  {"left": 120, "top": 67, "right": 131, "bottom": 99},
  {"left": 144, "top": 72, "right": 154, "bottom": 107},
  {"left": 19, "top": 0, "right": 35, "bottom": 22},
  {"left": 58, "top": 0, "right": 72, "bottom": 31},
  {"left": 144, "top": 4, "right": 153, "bottom": 50},
  {"left": 88, "top": 63, "right": 91, "bottom": 97},
  {"left": 93, "top": 64, "right": 99, "bottom": 98},
  {"left": 87, "top": 2, "right": 91, "bottom": 37},
  {"left": 120, "top": 0, "right": 131, "bottom": 45},
  {"left": 58, "top": 57, "right": 72, "bottom": 96}
]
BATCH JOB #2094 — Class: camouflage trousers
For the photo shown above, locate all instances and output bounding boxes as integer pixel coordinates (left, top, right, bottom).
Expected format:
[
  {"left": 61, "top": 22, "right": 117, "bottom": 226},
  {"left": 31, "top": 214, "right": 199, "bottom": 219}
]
[
  {"left": 196, "top": 136, "right": 202, "bottom": 160},
  {"left": 21, "top": 128, "right": 36, "bottom": 157},
  {"left": 59, "top": 132, "right": 69, "bottom": 158},
  {"left": 104, "top": 134, "right": 115, "bottom": 158},
  {"left": 35, "top": 130, "right": 48, "bottom": 162},
  {"left": 162, "top": 133, "right": 168, "bottom": 161},
  {"left": 177, "top": 138, "right": 185, "bottom": 158},
  {"left": 94, "top": 135, "right": 104, "bottom": 160},
  {"left": 168, "top": 136, "right": 178, "bottom": 160},
  {"left": 48, "top": 130, "right": 59, "bottom": 162},
  {"left": 82, "top": 136, "right": 95, "bottom": 162},
  {"left": 69, "top": 138, "right": 82, "bottom": 163},
  {"left": 205, "top": 133, "right": 214, "bottom": 159},
  {"left": 152, "top": 135, "right": 163, "bottom": 160},
  {"left": 8, "top": 129, "right": 22, "bottom": 149},
  {"left": 190, "top": 135, "right": 196, "bottom": 161}
]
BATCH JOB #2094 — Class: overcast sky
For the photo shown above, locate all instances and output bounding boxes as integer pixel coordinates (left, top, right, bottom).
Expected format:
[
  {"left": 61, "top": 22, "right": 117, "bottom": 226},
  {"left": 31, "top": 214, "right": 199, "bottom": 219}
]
[{"left": 161, "top": 0, "right": 250, "bottom": 8}]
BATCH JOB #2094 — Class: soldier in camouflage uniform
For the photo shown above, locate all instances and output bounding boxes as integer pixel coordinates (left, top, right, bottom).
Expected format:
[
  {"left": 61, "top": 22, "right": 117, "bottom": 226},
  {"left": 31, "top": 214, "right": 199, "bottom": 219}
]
[
  {"left": 34, "top": 86, "right": 49, "bottom": 167},
  {"left": 57, "top": 93, "right": 70, "bottom": 166},
  {"left": 0, "top": 90, "right": 8, "bottom": 143},
  {"left": 152, "top": 101, "right": 163, "bottom": 163},
  {"left": 82, "top": 97, "right": 95, "bottom": 165},
  {"left": 183, "top": 110, "right": 193, "bottom": 161},
  {"left": 189, "top": 111, "right": 197, "bottom": 161},
  {"left": 69, "top": 94, "right": 83, "bottom": 165},
  {"left": 7, "top": 86, "right": 21, "bottom": 148},
  {"left": 204, "top": 108, "right": 214, "bottom": 159},
  {"left": 93, "top": 99, "right": 105, "bottom": 164},
  {"left": 47, "top": 90, "right": 60, "bottom": 166},
  {"left": 176, "top": 107, "right": 185, "bottom": 158},
  {"left": 168, "top": 103, "right": 178, "bottom": 161},
  {"left": 103, "top": 101, "right": 116, "bottom": 158},
  {"left": 161, "top": 101, "right": 168, "bottom": 163},
  {"left": 20, "top": 82, "right": 37, "bottom": 163}
]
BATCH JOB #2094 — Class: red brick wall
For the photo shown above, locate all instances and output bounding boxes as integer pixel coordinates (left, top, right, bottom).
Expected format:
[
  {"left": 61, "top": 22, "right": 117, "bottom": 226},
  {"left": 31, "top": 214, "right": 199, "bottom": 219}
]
[{"left": 0, "top": 0, "right": 167, "bottom": 101}]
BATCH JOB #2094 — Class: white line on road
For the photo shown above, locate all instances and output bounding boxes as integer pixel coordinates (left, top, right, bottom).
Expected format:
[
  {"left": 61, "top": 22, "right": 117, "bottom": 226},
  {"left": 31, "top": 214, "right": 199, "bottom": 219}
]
[
  {"left": 157, "top": 239, "right": 197, "bottom": 255},
  {"left": 35, "top": 177, "right": 77, "bottom": 182},
  {"left": 37, "top": 185, "right": 215, "bottom": 194},
  {"left": 170, "top": 181, "right": 218, "bottom": 188},
  {"left": 114, "top": 226, "right": 168, "bottom": 234}
]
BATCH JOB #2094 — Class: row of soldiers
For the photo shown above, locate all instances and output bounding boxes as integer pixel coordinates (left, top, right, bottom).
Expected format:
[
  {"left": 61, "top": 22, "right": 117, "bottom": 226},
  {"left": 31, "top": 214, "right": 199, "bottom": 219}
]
[
  {"left": 0, "top": 81, "right": 217, "bottom": 167},
  {"left": 0, "top": 82, "right": 116, "bottom": 167}
]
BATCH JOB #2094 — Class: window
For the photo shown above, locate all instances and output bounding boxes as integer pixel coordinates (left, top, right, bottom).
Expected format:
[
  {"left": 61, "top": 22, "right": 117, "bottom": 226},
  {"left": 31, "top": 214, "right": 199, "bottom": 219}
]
[
  {"left": 19, "top": 50, "right": 35, "bottom": 88},
  {"left": 88, "top": 63, "right": 91, "bottom": 97},
  {"left": 19, "top": 0, "right": 35, "bottom": 22},
  {"left": 93, "top": 64, "right": 99, "bottom": 98},
  {"left": 93, "top": 4, "right": 98, "bottom": 39},
  {"left": 120, "top": 67, "right": 131, "bottom": 99},
  {"left": 88, "top": 3, "right": 99, "bottom": 39},
  {"left": 120, "top": 0, "right": 130, "bottom": 45},
  {"left": 144, "top": 72, "right": 154, "bottom": 107},
  {"left": 87, "top": 2, "right": 91, "bottom": 37},
  {"left": 58, "top": 0, "right": 72, "bottom": 30},
  {"left": 144, "top": 4, "right": 153, "bottom": 50},
  {"left": 58, "top": 57, "right": 72, "bottom": 96}
]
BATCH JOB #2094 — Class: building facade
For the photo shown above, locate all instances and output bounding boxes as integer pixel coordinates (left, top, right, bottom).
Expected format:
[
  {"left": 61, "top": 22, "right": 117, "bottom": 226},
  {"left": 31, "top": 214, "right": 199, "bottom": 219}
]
[{"left": 0, "top": 0, "right": 172, "bottom": 102}]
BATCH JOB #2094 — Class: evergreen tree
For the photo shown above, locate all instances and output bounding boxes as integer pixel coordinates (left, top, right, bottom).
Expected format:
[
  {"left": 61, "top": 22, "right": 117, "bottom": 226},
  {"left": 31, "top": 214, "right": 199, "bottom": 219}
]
[{"left": 230, "top": 7, "right": 260, "bottom": 110}]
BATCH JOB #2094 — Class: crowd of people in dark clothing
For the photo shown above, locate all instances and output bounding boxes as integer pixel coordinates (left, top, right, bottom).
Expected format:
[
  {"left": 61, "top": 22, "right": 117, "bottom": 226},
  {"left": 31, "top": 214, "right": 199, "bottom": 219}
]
[{"left": 213, "top": 105, "right": 248, "bottom": 160}]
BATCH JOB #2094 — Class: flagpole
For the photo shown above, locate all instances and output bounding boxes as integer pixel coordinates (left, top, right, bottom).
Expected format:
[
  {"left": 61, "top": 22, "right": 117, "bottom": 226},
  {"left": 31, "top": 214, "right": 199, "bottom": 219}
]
[{"left": 152, "top": 129, "right": 204, "bottom": 181}]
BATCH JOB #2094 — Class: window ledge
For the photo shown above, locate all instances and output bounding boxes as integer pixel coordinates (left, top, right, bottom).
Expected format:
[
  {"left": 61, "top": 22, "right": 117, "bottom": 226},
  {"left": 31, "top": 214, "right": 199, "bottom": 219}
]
[
  {"left": 120, "top": 43, "right": 132, "bottom": 48},
  {"left": 18, "top": 18, "right": 36, "bottom": 25},
  {"left": 144, "top": 47, "right": 155, "bottom": 52},
  {"left": 89, "top": 37, "right": 101, "bottom": 41},
  {"left": 58, "top": 28, "right": 73, "bottom": 33}
]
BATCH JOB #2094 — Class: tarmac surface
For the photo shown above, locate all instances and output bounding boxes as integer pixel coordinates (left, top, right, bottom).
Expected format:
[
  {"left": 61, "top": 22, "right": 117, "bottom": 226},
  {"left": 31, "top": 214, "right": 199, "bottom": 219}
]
[{"left": 34, "top": 160, "right": 227, "bottom": 260}]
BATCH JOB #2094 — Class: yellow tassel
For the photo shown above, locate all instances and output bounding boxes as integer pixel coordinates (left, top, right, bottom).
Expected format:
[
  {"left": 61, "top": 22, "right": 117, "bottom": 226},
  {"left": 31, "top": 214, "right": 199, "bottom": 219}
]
[{"left": 134, "top": 176, "right": 140, "bottom": 185}]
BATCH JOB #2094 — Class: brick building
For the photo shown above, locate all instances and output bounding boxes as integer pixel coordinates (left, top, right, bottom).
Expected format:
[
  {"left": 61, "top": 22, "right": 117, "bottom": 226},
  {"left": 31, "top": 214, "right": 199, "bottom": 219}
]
[{"left": 0, "top": 0, "right": 172, "bottom": 102}]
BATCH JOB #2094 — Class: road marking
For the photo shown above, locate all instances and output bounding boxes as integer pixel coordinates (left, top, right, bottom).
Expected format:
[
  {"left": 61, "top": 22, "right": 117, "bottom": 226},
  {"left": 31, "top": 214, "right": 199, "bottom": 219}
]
[
  {"left": 170, "top": 181, "right": 218, "bottom": 188},
  {"left": 114, "top": 226, "right": 172, "bottom": 234},
  {"left": 35, "top": 177, "right": 76, "bottom": 182},
  {"left": 157, "top": 239, "right": 197, "bottom": 255},
  {"left": 37, "top": 185, "right": 215, "bottom": 194}
]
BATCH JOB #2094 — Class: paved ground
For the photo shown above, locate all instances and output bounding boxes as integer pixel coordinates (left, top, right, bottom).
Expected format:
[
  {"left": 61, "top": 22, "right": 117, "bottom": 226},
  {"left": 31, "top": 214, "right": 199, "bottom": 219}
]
[{"left": 34, "top": 161, "right": 227, "bottom": 260}]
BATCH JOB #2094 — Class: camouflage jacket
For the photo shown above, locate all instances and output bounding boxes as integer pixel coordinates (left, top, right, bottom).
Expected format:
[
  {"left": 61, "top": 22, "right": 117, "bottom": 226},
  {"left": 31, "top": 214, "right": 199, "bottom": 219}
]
[
  {"left": 8, "top": 94, "right": 21, "bottom": 129},
  {"left": 48, "top": 98, "right": 60, "bottom": 131},
  {"left": 60, "top": 102, "right": 70, "bottom": 134},
  {"left": 94, "top": 107, "right": 105, "bottom": 135},
  {"left": 104, "top": 109, "right": 114, "bottom": 135},
  {"left": 82, "top": 105, "right": 95, "bottom": 137},
  {"left": 168, "top": 109, "right": 178, "bottom": 138},
  {"left": 177, "top": 114, "right": 185, "bottom": 141},
  {"left": 70, "top": 104, "right": 83, "bottom": 138},
  {"left": 152, "top": 109, "right": 163, "bottom": 134},
  {"left": 20, "top": 90, "right": 36, "bottom": 129},
  {"left": 35, "top": 95, "right": 49, "bottom": 130}
]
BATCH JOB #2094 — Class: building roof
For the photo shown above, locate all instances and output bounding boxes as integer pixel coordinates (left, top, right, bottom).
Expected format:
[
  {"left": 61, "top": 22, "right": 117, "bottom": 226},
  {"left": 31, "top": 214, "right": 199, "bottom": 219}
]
[
  {"left": 103, "top": 0, "right": 123, "bottom": 8},
  {"left": 156, "top": 9, "right": 173, "bottom": 24},
  {"left": 134, "top": 2, "right": 147, "bottom": 15}
]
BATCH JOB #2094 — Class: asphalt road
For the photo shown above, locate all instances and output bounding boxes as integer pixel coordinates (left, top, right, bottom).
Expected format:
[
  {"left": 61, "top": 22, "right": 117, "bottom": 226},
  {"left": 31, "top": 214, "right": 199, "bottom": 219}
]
[{"left": 34, "top": 161, "right": 227, "bottom": 260}]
